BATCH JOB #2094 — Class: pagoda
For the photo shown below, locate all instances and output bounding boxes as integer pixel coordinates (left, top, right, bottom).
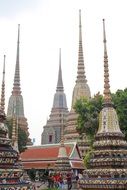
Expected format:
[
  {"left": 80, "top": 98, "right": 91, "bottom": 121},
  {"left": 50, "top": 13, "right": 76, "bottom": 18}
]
[
  {"left": 78, "top": 19, "right": 127, "bottom": 190},
  {"left": 0, "top": 55, "right": 34, "bottom": 189},
  {"left": 7, "top": 25, "right": 32, "bottom": 145},
  {"left": 64, "top": 10, "right": 91, "bottom": 155},
  {"left": 41, "top": 49, "right": 68, "bottom": 144},
  {"left": 55, "top": 113, "right": 71, "bottom": 173}
]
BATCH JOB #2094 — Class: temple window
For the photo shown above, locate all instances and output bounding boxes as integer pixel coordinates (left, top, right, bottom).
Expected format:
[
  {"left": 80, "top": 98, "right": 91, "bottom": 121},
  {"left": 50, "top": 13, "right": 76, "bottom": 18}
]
[{"left": 49, "top": 135, "right": 52, "bottom": 143}]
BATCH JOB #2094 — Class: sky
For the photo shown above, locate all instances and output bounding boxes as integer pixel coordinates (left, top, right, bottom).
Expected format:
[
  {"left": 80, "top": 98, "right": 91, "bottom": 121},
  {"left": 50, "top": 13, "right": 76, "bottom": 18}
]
[{"left": 0, "top": 0, "right": 127, "bottom": 145}]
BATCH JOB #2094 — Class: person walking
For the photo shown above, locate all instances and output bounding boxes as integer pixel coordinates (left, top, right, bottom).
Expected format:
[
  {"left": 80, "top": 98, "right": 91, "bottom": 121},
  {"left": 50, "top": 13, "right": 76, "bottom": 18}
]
[{"left": 66, "top": 172, "right": 72, "bottom": 190}]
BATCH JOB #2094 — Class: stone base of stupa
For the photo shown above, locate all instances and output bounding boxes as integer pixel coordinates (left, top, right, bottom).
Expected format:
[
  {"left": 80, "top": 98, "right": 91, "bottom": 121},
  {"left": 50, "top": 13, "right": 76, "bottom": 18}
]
[
  {"left": 55, "top": 157, "right": 71, "bottom": 173},
  {"left": 78, "top": 178, "right": 127, "bottom": 190},
  {"left": 0, "top": 183, "right": 35, "bottom": 190}
]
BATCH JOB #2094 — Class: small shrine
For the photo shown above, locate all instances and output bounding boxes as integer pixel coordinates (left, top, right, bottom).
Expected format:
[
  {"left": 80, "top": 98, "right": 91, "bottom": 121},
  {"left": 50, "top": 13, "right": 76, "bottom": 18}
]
[{"left": 55, "top": 113, "right": 71, "bottom": 173}]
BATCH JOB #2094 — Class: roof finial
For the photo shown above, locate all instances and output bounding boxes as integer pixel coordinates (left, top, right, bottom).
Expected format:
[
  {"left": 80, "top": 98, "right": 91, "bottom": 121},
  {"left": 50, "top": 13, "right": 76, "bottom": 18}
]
[
  {"left": 12, "top": 24, "right": 21, "bottom": 95},
  {"left": 103, "top": 19, "right": 112, "bottom": 105},
  {"left": 56, "top": 48, "right": 64, "bottom": 92},
  {"left": 79, "top": 9, "right": 82, "bottom": 41},
  {"left": 76, "top": 9, "right": 87, "bottom": 83},
  {"left": 0, "top": 55, "right": 6, "bottom": 113}
]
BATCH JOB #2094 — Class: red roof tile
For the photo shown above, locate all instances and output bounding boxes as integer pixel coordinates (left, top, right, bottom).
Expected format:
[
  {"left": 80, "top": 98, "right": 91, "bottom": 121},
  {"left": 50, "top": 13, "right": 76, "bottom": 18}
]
[
  {"left": 21, "top": 145, "right": 71, "bottom": 160},
  {"left": 20, "top": 143, "right": 84, "bottom": 170}
]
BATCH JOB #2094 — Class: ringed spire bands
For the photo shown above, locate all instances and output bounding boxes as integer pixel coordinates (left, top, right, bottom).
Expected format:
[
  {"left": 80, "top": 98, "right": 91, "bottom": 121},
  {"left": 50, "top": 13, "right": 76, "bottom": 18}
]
[
  {"left": 103, "top": 19, "right": 112, "bottom": 105},
  {"left": 76, "top": 9, "right": 87, "bottom": 84},
  {"left": 7, "top": 25, "right": 31, "bottom": 144},
  {"left": 71, "top": 9, "right": 91, "bottom": 109},
  {"left": 78, "top": 19, "right": 127, "bottom": 190},
  {"left": 0, "top": 55, "right": 6, "bottom": 114},
  {"left": 64, "top": 10, "right": 91, "bottom": 146},
  {"left": 97, "top": 19, "right": 122, "bottom": 135},
  {"left": 13, "top": 24, "right": 21, "bottom": 96}
]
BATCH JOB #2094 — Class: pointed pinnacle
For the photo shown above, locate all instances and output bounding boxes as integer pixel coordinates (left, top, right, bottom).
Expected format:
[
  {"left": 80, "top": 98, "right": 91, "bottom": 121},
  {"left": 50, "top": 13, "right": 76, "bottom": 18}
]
[
  {"left": 79, "top": 9, "right": 82, "bottom": 41},
  {"left": 103, "top": 19, "right": 112, "bottom": 105},
  {"left": 76, "top": 9, "right": 87, "bottom": 83},
  {"left": 12, "top": 24, "right": 21, "bottom": 95},
  {"left": 56, "top": 48, "right": 64, "bottom": 92},
  {"left": 0, "top": 55, "right": 6, "bottom": 113}
]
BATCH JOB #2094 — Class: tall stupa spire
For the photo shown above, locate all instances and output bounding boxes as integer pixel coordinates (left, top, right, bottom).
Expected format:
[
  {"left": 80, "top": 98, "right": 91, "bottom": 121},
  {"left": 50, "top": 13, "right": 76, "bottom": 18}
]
[
  {"left": 76, "top": 9, "right": 87, "bottom": 84},
  {"left": 7, "top": 25, "right": 31, "bottom": 145},
  {"left": 71, "top": 9, "right": 91, "bottom": 108},
  {"left": 0, "top": 55, "right": 6, "bottom": 113},
  {"left": 103, "top": 19, "right": 112, "bottom": 105},
  {"left": 56, "top": 48, "right": 63, "bottom": 92},
  {"left": 78, "top": 19, "right": 127, "bottom": 190},
  {"left": 41, "top": 49, "right": 68, "bottom": 144},
  {"left": 12, "top": 24, "right": 21, "bottom": 95},
  {"left": 97, "top": 19, "right": 121, "bottom": 134},
  {"left": 64, "top": 10, "right": 91, "bottom": 147}
]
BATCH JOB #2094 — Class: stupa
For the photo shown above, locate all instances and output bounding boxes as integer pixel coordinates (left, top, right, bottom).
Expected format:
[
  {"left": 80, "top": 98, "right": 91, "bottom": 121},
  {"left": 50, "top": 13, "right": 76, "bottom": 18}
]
[
  {"left": 0, "top": 55, "right": 34, "bottom": 189},
  {"left": 64, "top": 10, "right": 91, "bottom": 156},
  {"left": 55, "top": 113, "right": 71, "bottom": 173},
  {"left": 41, "top": 49, "right": 68, "bottom": 144},
  {"left": 78, "top": 19, "right": 127, "bottom": 190},
  {"left": 7, "top": 25, "right": 32, "bottom": 145}
]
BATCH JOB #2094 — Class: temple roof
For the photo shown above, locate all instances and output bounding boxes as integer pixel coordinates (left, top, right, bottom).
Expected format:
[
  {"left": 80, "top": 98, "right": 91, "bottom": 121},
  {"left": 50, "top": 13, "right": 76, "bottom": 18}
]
[
  {"left": 21, "top": 142, "right": 84, "bottom": 169},
  {"left": 21, "top": 144, "right": 71, "bottom": 160}
]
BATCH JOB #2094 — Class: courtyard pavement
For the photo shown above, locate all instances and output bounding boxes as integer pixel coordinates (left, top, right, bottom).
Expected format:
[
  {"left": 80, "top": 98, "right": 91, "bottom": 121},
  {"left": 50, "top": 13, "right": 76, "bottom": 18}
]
[{"left": 33, "top": 181, "right": 78, "bottom": 190}]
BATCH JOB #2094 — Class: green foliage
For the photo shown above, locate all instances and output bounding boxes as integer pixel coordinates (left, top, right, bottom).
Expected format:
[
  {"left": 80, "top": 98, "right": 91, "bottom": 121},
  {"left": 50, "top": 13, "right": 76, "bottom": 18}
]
[
  {"left": 6, "top": 118, "right": 28, "bottom": 153},
  {"left": 84, "top": 148, "right": 93, "bottom": 168},
  {"left": 74, "top": 93, "right": 103, "bottom": 141},
  {"left": 112, "top": 88, "right": 127, "bottom": 140},
  {"left": 18, "top": 127, "right": 28, "bottom": 152},
  {"left": 74, "top": 89, "right": 127, "bottom": 143}
]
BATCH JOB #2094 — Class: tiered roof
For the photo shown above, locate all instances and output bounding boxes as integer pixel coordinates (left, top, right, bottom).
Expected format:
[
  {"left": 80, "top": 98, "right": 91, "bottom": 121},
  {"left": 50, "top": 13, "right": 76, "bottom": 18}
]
[{"left": 21, "top": 142, "right": 84, "bottom": 170}]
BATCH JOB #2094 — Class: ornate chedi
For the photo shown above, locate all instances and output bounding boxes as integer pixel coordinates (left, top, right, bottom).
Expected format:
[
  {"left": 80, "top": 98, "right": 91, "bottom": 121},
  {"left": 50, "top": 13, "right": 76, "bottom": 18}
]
[
  {"left": 55, "top": 113, "right": 71, "bottom": 173},
  {"left": 41, "top": 49, "right": 68, "bottom": 144},
  {"left": 64, "top": 10, "right": 91, "bottom": 155},
  {"left": 0, "top": 55, "right": 34, "bottom": 189},
  {"left": 7, "top": 25, "right": 32, "bottom": 145},
  {"left": 79, "top": 19, "right": 127, "bottom": 190}
]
